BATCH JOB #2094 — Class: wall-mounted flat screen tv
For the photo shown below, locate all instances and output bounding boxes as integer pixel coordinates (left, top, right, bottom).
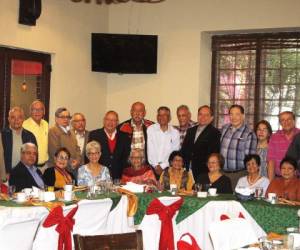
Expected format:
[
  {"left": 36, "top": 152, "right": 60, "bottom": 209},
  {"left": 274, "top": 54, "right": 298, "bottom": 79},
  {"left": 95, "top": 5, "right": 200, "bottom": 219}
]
[{"left": 92, "top": 33, "right": 157, "bottom": 74}]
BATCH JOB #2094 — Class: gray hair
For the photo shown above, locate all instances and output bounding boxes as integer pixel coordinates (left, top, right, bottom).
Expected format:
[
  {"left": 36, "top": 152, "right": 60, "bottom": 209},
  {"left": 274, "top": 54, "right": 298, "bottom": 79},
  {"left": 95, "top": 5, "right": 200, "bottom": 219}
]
[
  {"left": 9, "top": 106, "right": 25, "bottom": 118},
  {"left": 55, "top": 107, "right": 69, "bottom": 117},
  {"left": 20, "top": 142, "right": 37, "bottom": 153},
  {"left": 85, "top": 140, "right": 101, "bottom": 158},
  {"left": 176, "top": 104, "right": 190, "bottom": 114},
  {"left": 30, "top": 100, "right": 45, "bottom": 111},
  {"left": 128, "top": 148, "right": 145, "bottom": 165}
]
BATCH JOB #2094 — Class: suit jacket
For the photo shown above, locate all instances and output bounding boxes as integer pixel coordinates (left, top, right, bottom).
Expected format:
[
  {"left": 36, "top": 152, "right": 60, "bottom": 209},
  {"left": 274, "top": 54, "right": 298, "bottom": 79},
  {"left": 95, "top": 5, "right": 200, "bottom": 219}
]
[
  {"left": 1, "top": 128, "right": 37, "bottom": 174},
  {"left": 118, "top": 119, "right": 153, "bottom": 163},
  {"left": 88, "top": 128, "right": 130, "bottom": 180},
  {"left": 181, "top": 124, "right": 221, "bottom": 180},
  {"left": 72, "top": 129, "right": 89, "bottom": 165},
  {"left": 9, "top": 161, "right": 44, "bottom": 192}
]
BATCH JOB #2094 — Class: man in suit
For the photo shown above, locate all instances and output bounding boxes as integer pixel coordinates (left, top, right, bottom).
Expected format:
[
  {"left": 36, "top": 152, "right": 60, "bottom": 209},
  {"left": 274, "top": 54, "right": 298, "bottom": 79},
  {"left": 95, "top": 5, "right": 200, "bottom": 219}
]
[
  {"left": 48, "top": 107, "right": 81, "bottom": 176},
  {"left": 1, "top": 106, "right": 37, "bottom": 175},
  {"left": 9, "top": 143, "right": 44, "bottom": 192},
  {"left": 71, "top": 112, "right": 89, "bottom": 165},
  {"left": 88, "top": 111, "right": 130, "bottom": 180},
  {"left": 118, "top": 102, "right": 153, "bottom": 162},
  {"left": 181, "top": 105, "right": 221, "bottom": 180}
]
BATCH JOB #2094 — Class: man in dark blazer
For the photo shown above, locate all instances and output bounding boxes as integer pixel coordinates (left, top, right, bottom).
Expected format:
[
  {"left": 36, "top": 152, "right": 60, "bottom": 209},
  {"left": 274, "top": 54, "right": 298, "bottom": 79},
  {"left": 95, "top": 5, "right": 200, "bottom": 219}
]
[
  {"left": 181, "top": 105, "right": 221, "bottom": 180},
  {"left": 1, "top": 107, "right": 37, "bottom": 175},
  {"left": 118, "top": 102, "right": 153, "bottom": 163},
  {"left": 88, "top": 111, "right": 130, "bottom": 180},
  {"left": 9, "top": 143, "right": 44, "bottom": 192}
]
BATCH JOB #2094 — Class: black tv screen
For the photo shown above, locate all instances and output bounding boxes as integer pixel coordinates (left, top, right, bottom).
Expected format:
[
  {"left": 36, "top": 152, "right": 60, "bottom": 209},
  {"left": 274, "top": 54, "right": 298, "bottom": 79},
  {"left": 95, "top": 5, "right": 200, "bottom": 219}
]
[{"left": 92, "top": 33, "right": 157, "bottom": 74}]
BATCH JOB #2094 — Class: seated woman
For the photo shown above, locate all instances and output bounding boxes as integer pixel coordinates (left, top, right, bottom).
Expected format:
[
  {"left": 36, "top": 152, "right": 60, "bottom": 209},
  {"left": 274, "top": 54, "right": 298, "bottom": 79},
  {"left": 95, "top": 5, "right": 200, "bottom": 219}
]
[
  {"left": 197, "top": 153, "right": 232, "bottom": 194},
  {"left": 43, "top": 147, "right": 75, "bottom": 189},
  {"left": 266, "top": 157, "right": 300, "bottom": 201},
  {"left": 160, "top": 151, "right": 194, "bottom": 191},
  {"left": 77, "top": 141, "right": 111, "bottom": 186},
  {"left": 121, "top": 148, "right": 156, "bottom": 184},
  {"left": 236, "top": 154, "right": 270, "bottom": 196}
]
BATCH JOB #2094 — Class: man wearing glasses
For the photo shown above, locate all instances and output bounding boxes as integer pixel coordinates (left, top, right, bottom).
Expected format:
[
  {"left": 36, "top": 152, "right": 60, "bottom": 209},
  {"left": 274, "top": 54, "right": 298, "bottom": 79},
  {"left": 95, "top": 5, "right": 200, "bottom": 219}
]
[
  {"left": 48, "top": 107, "right": 81, "bottom": 176},
  {"left": 23, "top": 100, "right": 49, "bottom": 173}
]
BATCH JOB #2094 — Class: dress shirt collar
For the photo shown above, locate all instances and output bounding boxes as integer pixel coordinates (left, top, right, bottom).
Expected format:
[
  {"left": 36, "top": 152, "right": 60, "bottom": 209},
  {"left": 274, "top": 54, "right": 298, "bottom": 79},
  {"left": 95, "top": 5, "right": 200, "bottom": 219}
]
[
  {"left": 59, "top": 125, "right": 70, "bottom": 134},
  {"left": 104, "top": 129, "right": 117, "bottom": 140},
  {"left": 131, "top": 119, "right": 144, "bottom": 129}
]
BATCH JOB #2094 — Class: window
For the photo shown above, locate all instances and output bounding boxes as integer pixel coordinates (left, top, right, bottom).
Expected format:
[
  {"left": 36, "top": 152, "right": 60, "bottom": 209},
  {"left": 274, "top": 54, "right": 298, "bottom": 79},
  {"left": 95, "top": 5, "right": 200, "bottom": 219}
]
[{"left": 211, "top": 32, "right": 300, "bottom": 130}]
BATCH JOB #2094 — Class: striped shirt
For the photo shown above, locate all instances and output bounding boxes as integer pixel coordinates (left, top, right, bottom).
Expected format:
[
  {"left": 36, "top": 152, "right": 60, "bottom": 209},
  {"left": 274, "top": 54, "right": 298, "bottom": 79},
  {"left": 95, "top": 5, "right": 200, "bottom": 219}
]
[
  {"left": 174, "top": 120, "right": 197, "bottom": 146},
  {"left": 220, "top": 123, "right": 257, "bottom": 172}
]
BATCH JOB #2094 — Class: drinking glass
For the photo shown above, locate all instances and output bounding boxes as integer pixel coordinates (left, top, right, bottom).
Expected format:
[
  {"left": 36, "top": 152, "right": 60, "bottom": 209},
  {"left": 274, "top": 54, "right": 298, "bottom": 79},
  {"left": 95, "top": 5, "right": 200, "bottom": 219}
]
[
  {"left": 202, "top": 184, "right": 210, "bottom": 192},
  {"left": 194, "top": 183, "right": 202, "bottom": 193},
  {"left": 255, "top": 187, "right": 263, "bottom": 199},
  {"left": 8, "top": 185, "right": 16, "bottom": 199}
]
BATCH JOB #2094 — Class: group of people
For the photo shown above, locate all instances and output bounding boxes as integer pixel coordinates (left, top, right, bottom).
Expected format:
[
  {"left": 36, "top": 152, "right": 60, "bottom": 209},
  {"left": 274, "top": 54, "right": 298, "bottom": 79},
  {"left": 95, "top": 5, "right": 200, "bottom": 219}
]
[{"left": 0, "top": 100, "right": 299, "bottom": 201}]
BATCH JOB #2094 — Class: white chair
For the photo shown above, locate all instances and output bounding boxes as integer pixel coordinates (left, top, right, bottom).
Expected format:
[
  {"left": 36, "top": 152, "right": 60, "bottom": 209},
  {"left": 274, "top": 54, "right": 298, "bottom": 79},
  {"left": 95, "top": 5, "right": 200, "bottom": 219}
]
[
  {"left": 138, "top": 196, "right": 182, "bottom": 250},
  {"left": 33, "top": 198, "right": 113, "bottom": 250},
  {"left": 209, "top": 217, "right": 258, "bottom": 250},
  {"left": 0, "top": 207, "right": 48, "bottom": 250}
]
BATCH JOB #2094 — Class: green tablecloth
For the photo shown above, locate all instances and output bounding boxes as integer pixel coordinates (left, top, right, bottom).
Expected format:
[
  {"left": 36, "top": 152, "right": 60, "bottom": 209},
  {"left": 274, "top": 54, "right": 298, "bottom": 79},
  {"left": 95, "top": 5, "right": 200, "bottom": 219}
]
[{"left": 133, "top": 193, "right": 299, "bottom": 234}]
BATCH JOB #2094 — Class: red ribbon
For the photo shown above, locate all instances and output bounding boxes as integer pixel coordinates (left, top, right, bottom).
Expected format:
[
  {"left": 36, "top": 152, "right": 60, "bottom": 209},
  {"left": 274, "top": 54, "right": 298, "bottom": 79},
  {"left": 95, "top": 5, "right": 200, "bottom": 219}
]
[
  {"left": 220, "top": 212, "right": 245, "bottom": 221},
  {"left": 43, "top": 205, "right": 78, "bottom": 250},
  {"left": 146, "top": 197, "right": 183, "bottom": 250},
  {"left": 0, "top": 183, "right": 8, "bottom": 194},
  {"left": 177, "top": 233, "right": 201, "bottom": 250}
]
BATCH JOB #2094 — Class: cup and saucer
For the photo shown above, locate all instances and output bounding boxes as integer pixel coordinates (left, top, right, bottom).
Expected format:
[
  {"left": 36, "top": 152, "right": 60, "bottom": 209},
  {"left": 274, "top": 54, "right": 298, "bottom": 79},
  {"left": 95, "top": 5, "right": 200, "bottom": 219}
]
[{"left": 208, "top": 188, "right": 218, "bottom": 197}]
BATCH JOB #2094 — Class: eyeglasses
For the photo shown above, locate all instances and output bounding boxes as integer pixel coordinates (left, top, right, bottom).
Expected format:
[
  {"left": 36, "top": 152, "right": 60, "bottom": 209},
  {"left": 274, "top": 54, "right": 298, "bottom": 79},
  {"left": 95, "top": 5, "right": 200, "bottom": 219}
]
[
  {"left": 57, "top": 156, "right": 69, "bottom": 161},
  {"left": 31, "top": 108, "right": 44, "bottom": 113},
  {"left": 88, "top": 152, "right": 100, "bottom": 156},
  {"left": 58, "top": 116, "right": 71, "bottom": 119},
  {"left": 73, "top": 119, "right": 85, "bottom": 123},
  {"left": 23, "top": 151, "right": 38, "bottom": 156}
]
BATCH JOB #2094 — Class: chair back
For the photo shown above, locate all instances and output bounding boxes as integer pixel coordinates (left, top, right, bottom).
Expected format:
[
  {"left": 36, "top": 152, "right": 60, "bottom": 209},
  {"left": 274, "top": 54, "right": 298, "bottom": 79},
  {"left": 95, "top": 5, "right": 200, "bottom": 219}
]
[{"left": 73, "top": 230, "right": 143, "bottom": 250}]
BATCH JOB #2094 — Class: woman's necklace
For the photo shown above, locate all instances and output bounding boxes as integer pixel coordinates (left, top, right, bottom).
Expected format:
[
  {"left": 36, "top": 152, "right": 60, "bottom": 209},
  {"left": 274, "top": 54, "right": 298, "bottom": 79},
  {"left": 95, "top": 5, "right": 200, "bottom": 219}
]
[{"left": 247, "top": 175, "right": 261, "bottom": 186}]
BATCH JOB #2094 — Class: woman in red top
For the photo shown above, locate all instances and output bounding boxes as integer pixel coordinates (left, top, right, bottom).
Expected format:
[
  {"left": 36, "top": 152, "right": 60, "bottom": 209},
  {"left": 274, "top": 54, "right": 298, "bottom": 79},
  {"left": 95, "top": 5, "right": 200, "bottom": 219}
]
[
  {"left": 121, "top": 148, "right": 156, "bottom": 185},
  {"left": 266, "top": 157, "right": 300, "bottom": 201}
]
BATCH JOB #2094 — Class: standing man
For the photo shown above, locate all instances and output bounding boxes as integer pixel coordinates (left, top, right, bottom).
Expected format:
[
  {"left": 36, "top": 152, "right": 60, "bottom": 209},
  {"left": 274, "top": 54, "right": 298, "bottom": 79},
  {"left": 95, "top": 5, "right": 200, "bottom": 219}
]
[
  {"left": 118, "top": 102, "right": 153, "bottom": 162},
  {"left": 88, "top": 111, "right": 130, "bottom": 180},
  {"left": 147, "top": 106, "right": 180, "bottom": 177},
  {"left": 48, "top": 107, "right": 81, "bottom": 175},
  {"left": 71, "top": 112, "right": 89, "bottom": 164},
  {"left": 181, "top": 105, "right": 220, "bottom": 180},
  {"left": 174, "top": 105, "right": 197, "bottom": 146},
  {"left": 1, "top": 107, "right": 37, "bottom": 175},
  {"left": 268, "top": 111, "right": 300, "bottom": 179},
  {"left": 220, "top": 104, "right": 257, "bottom": 188},
  {"left": 23, "top": 100, "right": 48, "bottom": 173}
]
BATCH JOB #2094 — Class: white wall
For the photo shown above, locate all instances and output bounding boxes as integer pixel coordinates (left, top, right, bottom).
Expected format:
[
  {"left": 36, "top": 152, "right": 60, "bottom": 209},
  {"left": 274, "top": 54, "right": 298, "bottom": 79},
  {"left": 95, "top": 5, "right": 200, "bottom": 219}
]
[
  {"left": 0, "top": 0, "right": 109, "bottom": 130},
  {"left": 107, "top": 0, "right": 300, "bottom": 123}
]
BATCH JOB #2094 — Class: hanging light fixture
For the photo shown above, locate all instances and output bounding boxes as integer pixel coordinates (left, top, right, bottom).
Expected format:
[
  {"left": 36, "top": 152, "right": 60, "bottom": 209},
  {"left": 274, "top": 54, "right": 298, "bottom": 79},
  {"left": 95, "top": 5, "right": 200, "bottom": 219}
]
[{"left": 21, "top": 61, "right": 28, "bottom": 92}]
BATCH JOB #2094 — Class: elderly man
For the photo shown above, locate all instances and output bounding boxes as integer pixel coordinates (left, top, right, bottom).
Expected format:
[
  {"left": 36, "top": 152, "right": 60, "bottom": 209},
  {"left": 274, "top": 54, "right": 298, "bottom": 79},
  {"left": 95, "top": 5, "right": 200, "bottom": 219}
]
[
  {"left": 174, "top": 105, "right": 197, "bottom": 146},
  {"left": 1, "top": 107, "right": 37, "bottom": 175},
  {"left": 71, "top": 112, "right": 89, "bottom": 164},
  {"left": 181, "top": 105, "right": 220, "bottom": 180},
  {"left": 23, "top": 100, "right": 48, "bottom": 172},
  {"left": 147, "top": 106, "right": 180, "bottom": 177},
  {"left": 268, "top": 111, "right": 300, "bottom": 179},
  {"left": 88, "top": 111, "right": 130, "bottom": 180},
  {"left": 118, "top": 102, "right": 153, "bottom": 162},
  {"left": 48, "top": 107, "right": 81, "bottom": 175},
  {"left": 220, "top": 104, "right": 257, "bottom": 188},
  {"left": 9, "top": 143, "right": 44, "bottom": 192}
]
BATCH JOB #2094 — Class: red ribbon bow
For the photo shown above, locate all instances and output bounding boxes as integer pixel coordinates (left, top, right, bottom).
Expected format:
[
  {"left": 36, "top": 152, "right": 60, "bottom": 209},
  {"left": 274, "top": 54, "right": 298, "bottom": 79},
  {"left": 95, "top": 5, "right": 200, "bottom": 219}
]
[
  {"left": 43, "top": 205, "right": 78, "bottom": 250},
  {"left": 146, "top": 197, "right": 183, "bottom": 250},
  {"left": 0, "top": 183, "right": 8, "bottom": 194},
  {"left": 177, "top": 233, "right": 201, "bottom": 250}
]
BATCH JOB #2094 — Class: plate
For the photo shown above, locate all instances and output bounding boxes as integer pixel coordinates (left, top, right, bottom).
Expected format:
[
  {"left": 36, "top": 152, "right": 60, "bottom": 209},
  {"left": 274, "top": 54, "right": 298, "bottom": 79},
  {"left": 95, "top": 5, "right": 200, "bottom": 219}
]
[{"left": 12, "top": 199, "right": 28, "bottom": 204}]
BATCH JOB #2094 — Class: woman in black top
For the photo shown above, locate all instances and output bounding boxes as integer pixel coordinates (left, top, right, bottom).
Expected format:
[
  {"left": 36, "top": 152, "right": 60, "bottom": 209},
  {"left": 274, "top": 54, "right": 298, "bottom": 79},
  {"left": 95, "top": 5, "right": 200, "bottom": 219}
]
[{"left": 197, "top": 153, "right": 232, "bottom": 194}]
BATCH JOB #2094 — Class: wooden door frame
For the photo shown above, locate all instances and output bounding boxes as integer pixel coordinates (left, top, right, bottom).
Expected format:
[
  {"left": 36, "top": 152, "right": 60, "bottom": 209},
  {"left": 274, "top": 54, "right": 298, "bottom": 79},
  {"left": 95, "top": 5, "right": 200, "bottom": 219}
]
[{"left": 0, "top": 47, "right": 51, "bottom": 129}]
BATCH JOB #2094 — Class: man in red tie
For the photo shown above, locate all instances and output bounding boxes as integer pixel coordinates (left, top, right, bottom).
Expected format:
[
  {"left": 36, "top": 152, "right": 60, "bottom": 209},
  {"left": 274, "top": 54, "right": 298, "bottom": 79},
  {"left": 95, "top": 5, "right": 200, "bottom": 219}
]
[{"left": 88, "top": 111, "right": 130, "bottom": 180}]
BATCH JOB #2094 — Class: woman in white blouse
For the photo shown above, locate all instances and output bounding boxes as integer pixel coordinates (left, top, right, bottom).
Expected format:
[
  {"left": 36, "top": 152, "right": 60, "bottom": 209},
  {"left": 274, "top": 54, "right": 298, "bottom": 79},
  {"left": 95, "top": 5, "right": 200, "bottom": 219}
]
[{"left": 236, "top": 154, "right": 270, "bottom": 196}]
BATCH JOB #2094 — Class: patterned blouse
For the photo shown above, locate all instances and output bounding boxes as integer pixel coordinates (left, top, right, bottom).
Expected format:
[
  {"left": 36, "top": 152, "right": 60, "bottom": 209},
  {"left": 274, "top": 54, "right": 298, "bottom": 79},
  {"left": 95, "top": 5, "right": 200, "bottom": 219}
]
[
  {"left": 257, "top": 147, "right": 268, "bottom": 178},
  {"left": 77, "top": 164, "right": 111, "bottom": 186}
]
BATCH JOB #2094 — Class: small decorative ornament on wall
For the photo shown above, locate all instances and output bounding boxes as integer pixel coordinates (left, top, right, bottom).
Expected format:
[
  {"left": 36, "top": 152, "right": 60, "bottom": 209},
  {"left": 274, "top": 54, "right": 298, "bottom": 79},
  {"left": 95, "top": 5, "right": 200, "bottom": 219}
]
[{"left": 70, "top": 0, "right": 166, "bottom": 4}]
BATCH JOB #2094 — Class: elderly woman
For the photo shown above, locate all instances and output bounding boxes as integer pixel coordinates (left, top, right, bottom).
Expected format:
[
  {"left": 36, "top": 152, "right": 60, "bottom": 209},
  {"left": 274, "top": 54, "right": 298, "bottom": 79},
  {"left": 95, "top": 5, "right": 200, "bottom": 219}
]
[
  {"left": 236, "top": 154, "right": 270, "bottom": 196},
  {"left": 77, "top": 141, "right": 110, "bottom": 186},
  {"left": 43, "top": 147, "right": 75, "bottom": 189},
  {"left": 266, "top": 157, "right": 300, "bottom": 201},
  {"left": 197, "top": 153, "right": 232, "bottom": 193},
  {"left": 121, "top": 148, "right": 156, "bottom": 184},
  {"left": 255, "top": 120, "right": 273, "bottom": 179},
  {"left": 160, "top": 151, "right": 194, "bottom": 191}
]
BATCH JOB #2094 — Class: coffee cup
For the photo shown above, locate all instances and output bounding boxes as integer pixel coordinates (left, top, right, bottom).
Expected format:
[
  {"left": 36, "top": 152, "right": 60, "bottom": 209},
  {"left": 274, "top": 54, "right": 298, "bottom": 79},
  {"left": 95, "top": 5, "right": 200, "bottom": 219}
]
[
  {"left": 208, "top": 188, "right": 217, "bottom": 196},
  {"left": 17, "top": 192, "right": 26, "bottom": 202},
  {"left": 64, "top": 184, "right": 73, "bottom": 192},
  {"left": 64, "top": 191, "right": 73, "bottom": 201},
  {"left": 268, "top": 193, "right": 277, "bottom": 201}
]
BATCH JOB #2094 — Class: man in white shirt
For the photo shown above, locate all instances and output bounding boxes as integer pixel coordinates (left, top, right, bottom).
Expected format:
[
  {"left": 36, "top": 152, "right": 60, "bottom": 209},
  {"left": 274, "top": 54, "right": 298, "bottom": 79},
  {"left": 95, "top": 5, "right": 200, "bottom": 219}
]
[
  {"left": 147, "top": 106, "right": 180, "bottom": 177},
  {"left": 71, "top": 112, "right": 89, "bottom": 164}
]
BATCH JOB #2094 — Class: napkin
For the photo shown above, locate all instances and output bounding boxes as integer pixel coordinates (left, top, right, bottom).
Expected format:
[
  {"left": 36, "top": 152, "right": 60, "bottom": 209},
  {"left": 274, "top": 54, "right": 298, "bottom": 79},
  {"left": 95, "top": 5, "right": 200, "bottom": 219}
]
[
  {"left": 122, "top": 182, "right": 145, "bottom": 193},
  {"left": 32, "top": 186, "right": 40, "bottom": 198},
  {"left": 235, "top": 187, "right": 254, "bottom": 196}
]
